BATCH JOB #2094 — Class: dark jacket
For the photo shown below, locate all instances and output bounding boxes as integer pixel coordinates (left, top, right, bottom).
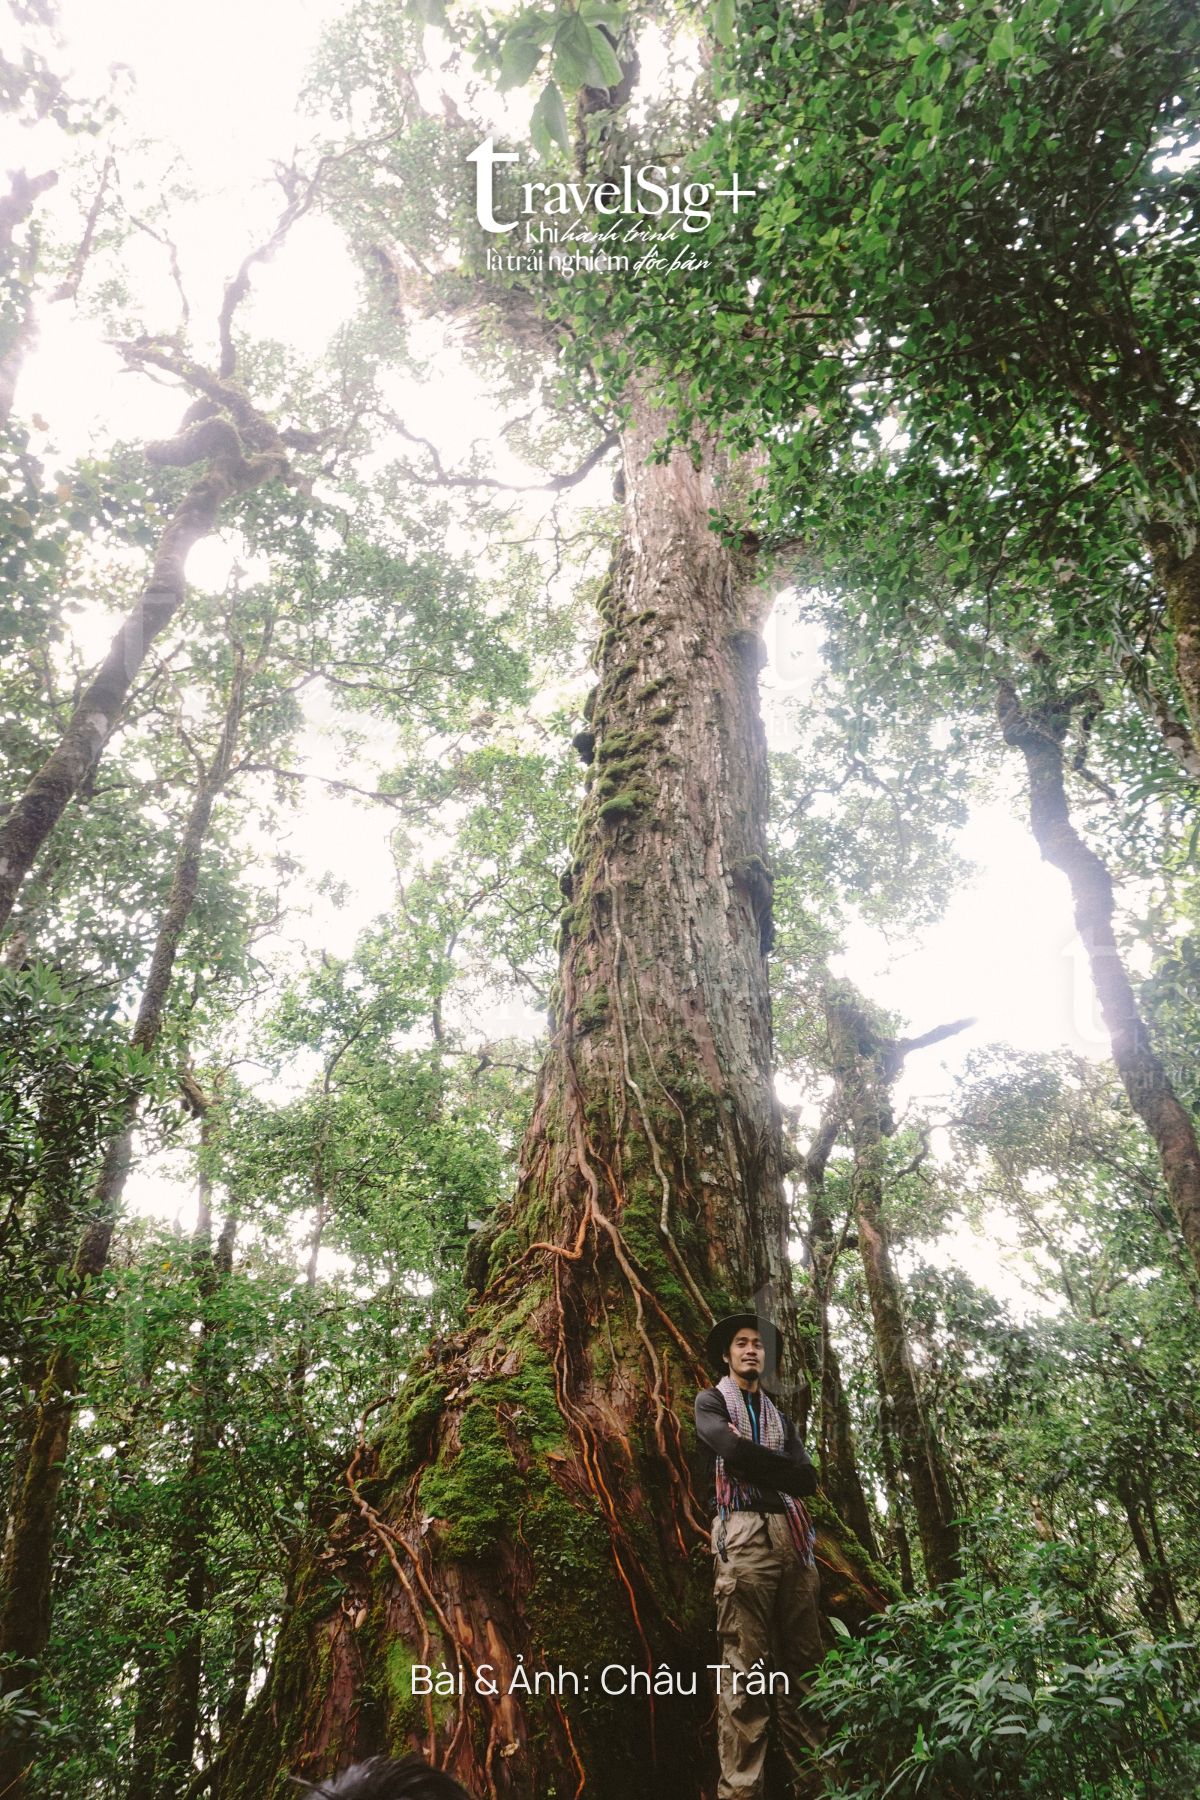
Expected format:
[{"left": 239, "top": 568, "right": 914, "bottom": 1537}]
[{"left": 694, "top": 1385, "right": 818, "bottom": 1514}]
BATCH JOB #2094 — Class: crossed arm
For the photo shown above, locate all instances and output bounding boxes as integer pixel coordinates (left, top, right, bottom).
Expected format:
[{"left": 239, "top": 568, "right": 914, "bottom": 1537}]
[{"left": 694, "top": 1389, "right": 819, "bottom": 1497}]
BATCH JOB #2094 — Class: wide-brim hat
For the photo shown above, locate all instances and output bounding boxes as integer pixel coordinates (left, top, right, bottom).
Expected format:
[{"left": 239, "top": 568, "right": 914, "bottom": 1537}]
[{"left": 705, "top": 1311, "right": 781, "bottom": 1377}]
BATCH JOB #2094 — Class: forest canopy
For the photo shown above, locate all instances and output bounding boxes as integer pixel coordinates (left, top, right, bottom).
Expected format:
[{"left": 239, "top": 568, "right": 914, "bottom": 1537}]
[{"left": 1, "top": 0, "right": 1199, "bottom": 1796}]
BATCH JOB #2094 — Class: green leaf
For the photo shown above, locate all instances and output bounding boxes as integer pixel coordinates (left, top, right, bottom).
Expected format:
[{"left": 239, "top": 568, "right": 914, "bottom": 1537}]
[
  {"left": 553, "top": 13, "right": 604, "bottom": 87},
  {"left": 830, "top": 1615, "right": 852, "bottom": 1637},
  {"left": 530, "top": 105, "right": 552, "bottom": 161},
  {"left": 987, "top": 17, "right": 1016, "bottom": 62},
  {"left": 532, "top": 79, "right": 571, "bottom": 155},
  {"left": 510, "top": 7, "right": 559, "bottom": 46},
  {"left": 585, "top": 23, "right": 623, "bottom": 86},
  {"left": 713, "top": 0, "right": 736, "bottom": 48},
  {"left": 579, "top": 0, "right": 625, "bottom": 24},
  {"left": 499, "top": 29, "right": 544, "bottom": 90}
]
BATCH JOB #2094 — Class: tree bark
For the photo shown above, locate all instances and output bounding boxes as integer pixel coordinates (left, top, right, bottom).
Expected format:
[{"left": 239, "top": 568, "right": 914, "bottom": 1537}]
[
  {"left": 825, "top": 989, "right": 962, "bottom": 1588},
  {"left": 0, "top": 666, "right": 246, "bottom": 1799},
  {"left": 212, "top": 396, "right": 893, "bottom": 1800},
  {"left": 998, "top": 681, "right": 1200, "bottom": 1288}
]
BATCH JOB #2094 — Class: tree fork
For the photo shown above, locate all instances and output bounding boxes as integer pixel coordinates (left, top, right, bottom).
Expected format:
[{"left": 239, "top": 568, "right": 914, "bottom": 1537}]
[{"left": 212, "top": 397, "right": 893, "bottom": 1800}]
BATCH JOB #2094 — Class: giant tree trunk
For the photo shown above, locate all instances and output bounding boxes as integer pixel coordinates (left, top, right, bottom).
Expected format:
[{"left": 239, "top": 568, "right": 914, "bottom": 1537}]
[
  {"left": 998, "top": 681, "right": 1200, "bottom": 1288},
  {"left": 212, "top": 397, "right": 893, "bottom": 1800}
]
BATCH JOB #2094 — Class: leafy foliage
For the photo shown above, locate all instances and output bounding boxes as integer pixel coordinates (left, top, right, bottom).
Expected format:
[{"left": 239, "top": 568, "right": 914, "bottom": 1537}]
[{"left": 814, "top": 1567, "right": 1200, "bottom": 1798}]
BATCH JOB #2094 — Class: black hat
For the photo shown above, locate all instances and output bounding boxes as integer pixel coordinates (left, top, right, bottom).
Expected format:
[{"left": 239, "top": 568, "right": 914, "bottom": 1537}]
[{"left": 705, "top": 1311, "right": 780, "bottom": 1377}]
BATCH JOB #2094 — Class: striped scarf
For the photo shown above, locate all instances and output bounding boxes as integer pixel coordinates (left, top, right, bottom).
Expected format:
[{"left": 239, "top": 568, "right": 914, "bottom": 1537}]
[{"left": 715, "top": 1375, "right": 816, "bottom": 1568}]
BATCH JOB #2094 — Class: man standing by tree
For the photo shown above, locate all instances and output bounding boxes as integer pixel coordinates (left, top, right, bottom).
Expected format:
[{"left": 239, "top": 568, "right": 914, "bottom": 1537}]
[{"left": 694, "top": 1313, "right": 824, "bottom": 1800}]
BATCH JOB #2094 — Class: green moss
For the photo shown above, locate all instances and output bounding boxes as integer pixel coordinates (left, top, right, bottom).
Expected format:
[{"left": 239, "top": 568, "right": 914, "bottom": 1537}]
[
  {"left": 560, "top": 892, "right": 593, "bottom": 945},
  {"left": 598, "top": 788, "right": 649, "bottom": 823},
  {"left": 620, "top": 1207, "right": 688, "bottom": 1318},
  {"left": 524, "top": 1481, "right": 627, "bottom": 1672},
  {"left": 503, "top": 1352, "right": 570, "bottom": 1453},
  {"left": 419, "top": 1399, "right": 522, "bottom": 1559},
  {"left": 649, "top": 706, "right": 676, "bottom": 726},
  {"left": 594, "top": 571, "right": 616, "bottom": 623},
  {"left": 806, "top": 1491, "right": 902, "bottom": 1616},
  {"left": 575, "top": 987, "right": 610, "bottom": 1031},
  {"left": 383, "top": 1641, "right": 433, "bottom": 1739},
  {"left": 378, "top": 1371, "right": 448, "bottom": 1483},
  {"left": 486, "top": 1225, "right": 522, "bottom": 1281},
  {"left": 596, "top": 757, "right": 641, "bottom": 790},
  {"left": 595, "top": 727, "right": 655, "bottom": 763},
  {"left": 417, "top": 1350, "right": 572, "bottom": 1561}
]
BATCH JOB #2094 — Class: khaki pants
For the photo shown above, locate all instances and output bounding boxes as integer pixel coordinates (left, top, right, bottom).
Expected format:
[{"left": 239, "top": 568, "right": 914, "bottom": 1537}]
[{"left": 710, "top": 1510, "right": 823, "bottom": 1799}]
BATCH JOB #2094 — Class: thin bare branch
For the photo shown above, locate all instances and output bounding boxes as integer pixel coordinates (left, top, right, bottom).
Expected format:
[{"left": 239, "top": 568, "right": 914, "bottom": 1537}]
[{"left": 394, "top": 419, "right": 618, "bottom": 495}]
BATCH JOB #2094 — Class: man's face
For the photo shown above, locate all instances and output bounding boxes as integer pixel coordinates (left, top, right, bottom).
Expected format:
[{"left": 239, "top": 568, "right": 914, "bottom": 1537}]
[{"left": 724, "top": 1327, "right": 764, "bottom": 1384}]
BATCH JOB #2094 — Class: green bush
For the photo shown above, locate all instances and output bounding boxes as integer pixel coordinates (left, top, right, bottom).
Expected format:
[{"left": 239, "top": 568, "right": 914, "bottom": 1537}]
[{"left": 811, "top": 1575, "right": 1200, "bottom": 1798}]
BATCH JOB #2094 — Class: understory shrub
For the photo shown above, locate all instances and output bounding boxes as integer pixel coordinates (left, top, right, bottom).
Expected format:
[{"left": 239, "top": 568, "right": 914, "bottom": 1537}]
[{"left": 811, "top": 1575, "right": 1200, "bottom": 1797}]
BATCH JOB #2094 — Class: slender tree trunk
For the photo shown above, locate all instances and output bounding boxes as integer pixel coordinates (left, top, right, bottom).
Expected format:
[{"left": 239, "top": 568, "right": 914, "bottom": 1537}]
[
  {"left": 1115, "top": 1471, "right": 1182, "bottom": 1635},
  {"left": 148, "top": 1113, "right": 238, "bottom": 1799},
  {"left": 212, "top": 397, "right": 893, "bottom": 1800},
  {"left": 1062, "top": 307, "right": 1200, "bottom": 746},
  {"left": 998, "top": 681, "right": 1200, "bottom": 1287},
  {"left": 1146, "top": 526, "right": 1200, "bottom": 750},
  {"left": 0, "top": 1077, "right": 87, "bottom": 1563},
  {"left": 219, "top": 1616, "right": 258, "bottom": 1743},
  {"left": 0, "top": 669, "right": 246, "bottom": 1799},
  {"left": 800, "top": 1104, "right": 880, "bottom": 1560},
  {"left": 1142, "top": 1484, "right": 1184, "bottom": 1631},
  {"left": 0, "top": 167, "right": 57, "bottom": 424},
  {"left": 289, "top": 1154, "right": 330, "bottom": 1402},
  {"left": 0, "top": 400, "right": 285, "bottom": 935},
  {"left": 871, "top": 1340, "right": 915, "bottom": 1595},
  {"left": 825, "top": 989, "right": 962, "bottom": 1588}
]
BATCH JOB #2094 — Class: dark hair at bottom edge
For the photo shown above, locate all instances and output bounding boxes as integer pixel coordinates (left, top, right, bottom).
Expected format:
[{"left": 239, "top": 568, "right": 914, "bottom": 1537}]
[{"left": 291, "top": 1754, "right": 474, "bottom": 1800}]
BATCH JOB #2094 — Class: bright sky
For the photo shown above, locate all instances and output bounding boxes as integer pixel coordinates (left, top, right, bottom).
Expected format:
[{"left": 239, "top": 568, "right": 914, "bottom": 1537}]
[{"left": 7, "top": 0, "right": 1108, "bottom": 1312}]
